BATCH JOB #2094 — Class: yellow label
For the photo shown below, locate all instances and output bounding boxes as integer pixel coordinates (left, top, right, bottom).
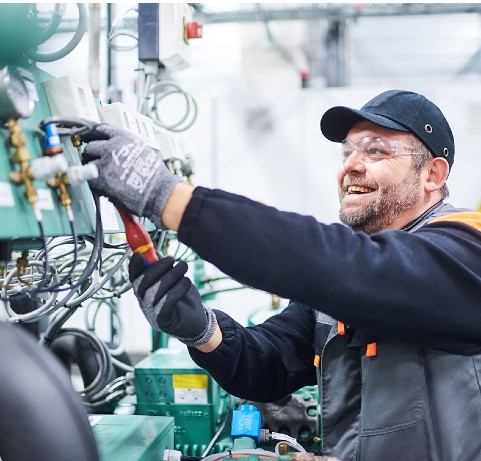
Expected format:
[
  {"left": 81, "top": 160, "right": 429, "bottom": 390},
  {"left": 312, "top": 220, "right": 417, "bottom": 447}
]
[{"left": 173, "top": 374, "right": 208, "bottom": 389}]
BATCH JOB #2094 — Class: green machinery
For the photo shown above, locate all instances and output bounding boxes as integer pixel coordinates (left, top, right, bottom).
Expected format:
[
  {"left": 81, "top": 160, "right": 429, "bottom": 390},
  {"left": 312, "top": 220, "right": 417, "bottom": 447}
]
[
  {"left": 91, "top": 414, "right": 174, "bottom": 461},
  {"left": 118, "top": 347, "right": 233, "bottom": 457},
  {"left": 0, "top": 64, "right": 99, "bottom": 243}
]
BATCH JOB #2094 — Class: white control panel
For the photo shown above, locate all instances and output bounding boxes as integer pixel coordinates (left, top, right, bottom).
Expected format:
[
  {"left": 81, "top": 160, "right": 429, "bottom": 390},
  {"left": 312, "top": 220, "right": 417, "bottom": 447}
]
[
  {"left": 159, "top": 3, "right": 194, "bottom": 71},
  {"left": 98, "top": 102, "right": 184, "bottom": 161},
  {"left": 43, "top": 75, "right": 100, "bottom": 122}
]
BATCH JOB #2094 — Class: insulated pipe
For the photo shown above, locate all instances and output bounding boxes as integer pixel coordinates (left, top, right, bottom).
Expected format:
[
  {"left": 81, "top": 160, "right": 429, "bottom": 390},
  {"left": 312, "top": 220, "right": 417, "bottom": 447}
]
[{"left": 0, "top": 323, "right": 100, "bottom": 461}]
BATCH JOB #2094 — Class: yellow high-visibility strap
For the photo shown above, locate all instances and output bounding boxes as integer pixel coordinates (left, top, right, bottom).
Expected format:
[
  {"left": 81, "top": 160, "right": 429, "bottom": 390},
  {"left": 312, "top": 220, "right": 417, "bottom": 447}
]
[{"left": 429, "top": 212, "right": 481, "bottom": 232}]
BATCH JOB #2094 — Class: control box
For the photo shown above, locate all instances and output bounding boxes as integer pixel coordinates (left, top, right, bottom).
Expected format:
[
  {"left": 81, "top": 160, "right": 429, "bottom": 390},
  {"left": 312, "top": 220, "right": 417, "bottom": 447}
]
[
  {"left": 98, "top": 101, "right": 184, "bottom": 161},
  {"left": 43, "top": 75, "right": 100, "bottom": 122},
  {"left": 138, "top": 3, "right": 201, "bottom": 71},
  {"left": 98, "top": 102, "right": 158, "bottom": 151},
  {"left": 134, "top": 348, "right": 231, "bottom": 456}
]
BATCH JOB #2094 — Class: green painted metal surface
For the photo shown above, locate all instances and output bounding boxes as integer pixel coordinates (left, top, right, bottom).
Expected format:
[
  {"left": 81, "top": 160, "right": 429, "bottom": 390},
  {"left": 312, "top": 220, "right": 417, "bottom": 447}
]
[
  {"left": 0, "top": 64, "right": 99, "bottom": 243},
  {"left": 0, "top": 4, "right": 43, "bottom": 66},
  {"left": 91, "top": 414, "right": 174, "bottom": 461}
]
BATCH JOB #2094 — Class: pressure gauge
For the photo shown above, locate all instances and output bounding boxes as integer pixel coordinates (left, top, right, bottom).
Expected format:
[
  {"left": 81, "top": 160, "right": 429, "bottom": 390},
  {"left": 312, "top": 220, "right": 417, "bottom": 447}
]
[{"left": 0, "top": 66, "right": 35, "bottom": 121}]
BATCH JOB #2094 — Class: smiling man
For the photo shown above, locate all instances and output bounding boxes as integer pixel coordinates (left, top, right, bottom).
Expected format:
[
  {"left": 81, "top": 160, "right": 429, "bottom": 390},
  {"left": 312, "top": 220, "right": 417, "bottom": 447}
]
[{"left": 84, "top": 90, "right": 481, "bottom": 461}]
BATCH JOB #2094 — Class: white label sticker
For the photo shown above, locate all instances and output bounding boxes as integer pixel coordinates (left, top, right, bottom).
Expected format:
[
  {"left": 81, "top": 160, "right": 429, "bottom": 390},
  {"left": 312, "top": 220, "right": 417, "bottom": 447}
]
[
  {"left": 99, "top": 196, "right": 120, "bottom": 231},
  {"left": 174, "top": 388, "right": 208, "bottom": 404},
  {"left": 88, "top": 416, "right": 103, "bottom": 427},
  {"left": 0, "top": 182, "right": 15, "bottom": 207},
  {"left": 37, "top": 188, "right": 54, "bottom": 210}
]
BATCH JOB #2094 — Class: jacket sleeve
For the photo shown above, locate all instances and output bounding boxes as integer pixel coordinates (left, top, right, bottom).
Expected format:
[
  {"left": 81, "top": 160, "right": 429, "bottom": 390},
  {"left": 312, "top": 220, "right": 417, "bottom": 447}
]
[
  {"left": 179, "top": 187, "right": 481, "bottom": 354},
  {"left": 188, "top": 302, "right": 317, "bottom": 402}
]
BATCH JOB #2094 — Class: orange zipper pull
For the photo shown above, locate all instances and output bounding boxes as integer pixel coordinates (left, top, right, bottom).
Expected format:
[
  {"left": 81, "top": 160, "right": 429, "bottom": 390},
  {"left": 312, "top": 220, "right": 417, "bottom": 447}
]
[
  {"left": 313, "top": 354, "right": 320, "bottom": 367},
  {"left": 366, "top": 342, "right": 377, "bottom": 357},
  {"left": 337, "top": 321, "right": 346, "bottom": 335}
]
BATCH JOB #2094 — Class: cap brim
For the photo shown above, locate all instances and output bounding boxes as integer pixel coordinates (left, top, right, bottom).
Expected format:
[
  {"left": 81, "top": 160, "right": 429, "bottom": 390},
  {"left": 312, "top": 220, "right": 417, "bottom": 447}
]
[{"left": 320, "top": 106, "right": 409, "bottom": 142}]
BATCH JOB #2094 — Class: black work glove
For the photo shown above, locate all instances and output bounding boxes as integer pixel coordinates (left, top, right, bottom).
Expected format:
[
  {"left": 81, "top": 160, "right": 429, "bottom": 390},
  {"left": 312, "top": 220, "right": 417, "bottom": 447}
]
[
  {"left": 82, "top": 124, "right": 181, "bottom": 228},
  {"left": 128, "top": 253, "right": 217, "bottom": 346}
]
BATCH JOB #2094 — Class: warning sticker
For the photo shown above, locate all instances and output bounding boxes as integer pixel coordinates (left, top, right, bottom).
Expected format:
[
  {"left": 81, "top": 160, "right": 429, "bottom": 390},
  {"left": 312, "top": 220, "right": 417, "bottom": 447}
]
[{"left": 173, "top": 374, "right": 208, "bottom": 389}]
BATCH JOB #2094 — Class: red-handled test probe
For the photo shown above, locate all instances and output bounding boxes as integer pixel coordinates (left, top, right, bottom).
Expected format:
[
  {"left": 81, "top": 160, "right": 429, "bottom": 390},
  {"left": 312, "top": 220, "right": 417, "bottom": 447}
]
[{"left": 116, "top": 209, "right": 159, "bottom": 266}]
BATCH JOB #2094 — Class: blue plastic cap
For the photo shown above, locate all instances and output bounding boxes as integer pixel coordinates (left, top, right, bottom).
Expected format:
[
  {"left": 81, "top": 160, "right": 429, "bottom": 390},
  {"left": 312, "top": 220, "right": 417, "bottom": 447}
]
[{"left": 231, "top": 404, "right": 262, "bottom": 443}]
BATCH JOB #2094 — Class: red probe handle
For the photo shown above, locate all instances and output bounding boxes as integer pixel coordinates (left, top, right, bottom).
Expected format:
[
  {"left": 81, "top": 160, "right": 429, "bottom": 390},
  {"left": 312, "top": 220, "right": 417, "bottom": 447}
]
[{"left": 117, "top": 209, "right": 159, "bottom": 265}]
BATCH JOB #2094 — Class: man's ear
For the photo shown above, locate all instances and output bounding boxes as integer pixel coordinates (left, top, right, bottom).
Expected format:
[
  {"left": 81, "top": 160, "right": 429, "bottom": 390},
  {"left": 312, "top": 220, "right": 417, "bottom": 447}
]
[{"left": 424, "top": 157, "right": 449, "bottom": 193}]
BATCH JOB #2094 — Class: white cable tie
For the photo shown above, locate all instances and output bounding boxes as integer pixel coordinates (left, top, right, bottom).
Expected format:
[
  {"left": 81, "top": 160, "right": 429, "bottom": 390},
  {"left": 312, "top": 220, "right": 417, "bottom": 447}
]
[{"left": 270, "top": 432, "right": 299, "bottom": 447}]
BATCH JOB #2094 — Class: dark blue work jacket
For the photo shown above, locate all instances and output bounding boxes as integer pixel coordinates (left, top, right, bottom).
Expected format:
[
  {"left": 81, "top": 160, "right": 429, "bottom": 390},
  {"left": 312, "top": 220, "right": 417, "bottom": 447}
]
[{"left": 181, "top": 188, "right": 481, "bottom": 460}]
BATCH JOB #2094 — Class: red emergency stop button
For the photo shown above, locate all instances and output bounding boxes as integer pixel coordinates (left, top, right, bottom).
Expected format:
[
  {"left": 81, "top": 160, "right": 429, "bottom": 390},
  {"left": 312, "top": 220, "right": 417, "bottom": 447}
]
[{"left": 186, "top": 21, "right": 203, "bottom": 39}]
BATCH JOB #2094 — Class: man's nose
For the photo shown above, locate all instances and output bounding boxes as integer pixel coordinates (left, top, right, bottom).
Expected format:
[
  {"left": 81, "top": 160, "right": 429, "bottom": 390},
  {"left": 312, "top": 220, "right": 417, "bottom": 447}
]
[{"left": 342, "top": 149, "right": 366, "bottom": 172}]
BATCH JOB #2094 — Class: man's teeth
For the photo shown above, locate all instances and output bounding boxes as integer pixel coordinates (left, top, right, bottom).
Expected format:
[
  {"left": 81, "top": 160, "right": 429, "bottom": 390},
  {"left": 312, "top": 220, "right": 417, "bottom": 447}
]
[{"left": 347, "top": 185, "right": 372, "bottom": 194}]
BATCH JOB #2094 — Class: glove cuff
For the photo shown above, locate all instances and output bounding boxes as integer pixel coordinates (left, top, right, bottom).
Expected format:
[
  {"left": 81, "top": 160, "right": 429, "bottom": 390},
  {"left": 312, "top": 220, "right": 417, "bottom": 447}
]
[
  {"left": 146, "top": 173, "right": 182, "bottom": 228},
  {"left": 177, "top": 305, "right": 218, "bottom": 347}
]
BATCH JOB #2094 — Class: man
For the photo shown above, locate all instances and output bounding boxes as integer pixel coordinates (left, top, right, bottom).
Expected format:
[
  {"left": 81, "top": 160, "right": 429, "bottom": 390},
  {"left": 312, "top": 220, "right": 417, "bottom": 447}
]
[{"left": 83, "top": 90, "right": 481, "bottom": 461}]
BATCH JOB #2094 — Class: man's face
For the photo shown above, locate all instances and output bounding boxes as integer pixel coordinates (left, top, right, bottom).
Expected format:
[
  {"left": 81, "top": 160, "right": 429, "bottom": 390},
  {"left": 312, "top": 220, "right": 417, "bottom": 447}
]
[{"left": 337, "top": 121, "right": 425, "bottom": 234}]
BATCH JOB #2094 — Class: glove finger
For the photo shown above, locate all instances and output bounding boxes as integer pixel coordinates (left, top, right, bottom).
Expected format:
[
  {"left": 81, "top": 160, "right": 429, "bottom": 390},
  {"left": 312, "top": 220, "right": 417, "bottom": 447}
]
[
  {"left": 152, "top": 263, "right": 190, "bottom": 306},
  {"left": 157, "top": 280, "right": 207, "bottom": 339},
  {"left": 136, "top": 256, "right": 177, "bottom": 298},
  {"left": 82, "top": 139, "right": 113, "bottom": 161},
  {"left": 156, "top": 277, "right": 192, "bottom": 323},
  {"left": 128, "top": 252, "right": 147, "bottom": 282}
]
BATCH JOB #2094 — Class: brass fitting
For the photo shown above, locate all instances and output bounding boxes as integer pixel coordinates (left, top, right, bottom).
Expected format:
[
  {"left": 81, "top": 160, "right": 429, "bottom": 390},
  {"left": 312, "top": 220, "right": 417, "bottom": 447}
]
[
  {"left": 71, "top": 134, "right": 82, "bottom": 153},
  {"left": 277, "top": 443, "right": 290, "bottom": 455},
  {"left": 16, "top": 251, "right": 31, "bottom": 286},
  {"left": 7, "top": 119, "right": 38, "bottom": 211},
  {"left": 48, "top": 173, "right": 72, "bottom": 214},
  {"left": 16, "top": 251, "right": 29, "bottom": 275}
]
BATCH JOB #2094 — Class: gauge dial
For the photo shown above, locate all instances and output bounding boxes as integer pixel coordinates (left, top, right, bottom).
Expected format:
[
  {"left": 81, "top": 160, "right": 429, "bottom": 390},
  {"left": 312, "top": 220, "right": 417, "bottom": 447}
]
[{"left": 0, "top": 66, "right": 34, "bottom": 121}]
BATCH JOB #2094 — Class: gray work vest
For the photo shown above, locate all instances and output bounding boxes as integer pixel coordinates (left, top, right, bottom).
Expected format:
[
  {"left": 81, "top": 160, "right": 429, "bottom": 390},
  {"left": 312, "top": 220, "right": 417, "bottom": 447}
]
[{"left": 315, "top": 203, "right": 481, "bottom": 461}]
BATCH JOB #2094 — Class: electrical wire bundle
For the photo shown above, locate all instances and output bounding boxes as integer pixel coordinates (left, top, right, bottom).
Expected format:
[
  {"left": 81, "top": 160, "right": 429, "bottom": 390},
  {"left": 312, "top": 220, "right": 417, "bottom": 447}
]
[{"left": 139, "top": 73, "right": 198, "bottom": 133}]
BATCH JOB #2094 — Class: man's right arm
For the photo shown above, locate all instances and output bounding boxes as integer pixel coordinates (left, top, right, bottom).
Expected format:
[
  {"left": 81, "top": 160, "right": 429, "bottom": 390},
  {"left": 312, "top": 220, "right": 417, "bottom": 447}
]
[{"left": 188, "top": 304, "right": 317, "bottom": 402}]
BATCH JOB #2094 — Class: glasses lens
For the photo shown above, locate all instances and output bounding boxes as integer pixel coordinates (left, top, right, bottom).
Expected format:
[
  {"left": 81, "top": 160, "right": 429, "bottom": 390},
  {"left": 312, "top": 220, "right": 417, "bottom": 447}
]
[
  {"left": 341, "top": 137, "right": 399, "bottom": 163},
  {"left": 341, "top": 139, "right": 354, "bottom": 161},
  {"left": 363, "top": 137, "right": 396, "bottom": 162}
]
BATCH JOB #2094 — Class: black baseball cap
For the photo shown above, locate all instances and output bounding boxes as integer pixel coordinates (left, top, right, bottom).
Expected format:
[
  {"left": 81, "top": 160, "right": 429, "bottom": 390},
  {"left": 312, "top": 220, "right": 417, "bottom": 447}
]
[{"left": 320, "top": 89, "right": 455, "bottom": 169}]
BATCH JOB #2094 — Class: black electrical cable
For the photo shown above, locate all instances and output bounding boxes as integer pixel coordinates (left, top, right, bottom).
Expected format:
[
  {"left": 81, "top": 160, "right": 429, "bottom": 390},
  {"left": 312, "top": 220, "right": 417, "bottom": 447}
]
[
  {"left": 54, "top": 193, "right": 104, "bottom": 300},
  {"left": 83, "top": 234, "right": 129, "bottom": 250},
  {"left": 37, "top": 218, "right": 79, "bottom": 293},
  {"left": 39, "top": 116, "right": 97, "bottom": 137},
  {"left": 32, "top": 218, "right": 51, "bottom": 292},
  {"left": 53, "top": 328, "right": 114, "bottom": 403},
  {"left": 41, "top": 193, "right": 104, "bottom": 346}
]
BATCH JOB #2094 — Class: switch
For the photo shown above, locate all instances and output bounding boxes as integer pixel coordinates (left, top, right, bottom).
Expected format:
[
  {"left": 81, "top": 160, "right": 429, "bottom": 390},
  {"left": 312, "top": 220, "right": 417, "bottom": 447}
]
[{"left": 185, "top": 21, "right": 202, "bottom": 40}]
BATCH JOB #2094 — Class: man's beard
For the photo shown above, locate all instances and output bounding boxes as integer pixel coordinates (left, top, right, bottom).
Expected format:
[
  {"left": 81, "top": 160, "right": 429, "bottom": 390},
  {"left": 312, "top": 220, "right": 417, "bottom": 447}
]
[{"left": 339, "top": 170, "right": 421, "bottom": 234}]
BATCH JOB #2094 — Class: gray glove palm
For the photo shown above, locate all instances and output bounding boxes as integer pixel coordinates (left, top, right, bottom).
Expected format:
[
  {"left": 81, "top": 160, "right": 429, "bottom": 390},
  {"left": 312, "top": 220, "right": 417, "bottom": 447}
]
[
  {"left": 128, "top": 253, "right": 217, "bottom": 346},
  {"left": 82, "top": 124, "right": 181, "bottom": 228}
]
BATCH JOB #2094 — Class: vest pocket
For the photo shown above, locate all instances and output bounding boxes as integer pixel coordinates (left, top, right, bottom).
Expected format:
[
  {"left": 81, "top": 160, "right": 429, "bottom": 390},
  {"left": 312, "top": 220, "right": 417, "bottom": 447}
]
[{"left": 360, "top": 343, "right": 424, "bottom": 435}]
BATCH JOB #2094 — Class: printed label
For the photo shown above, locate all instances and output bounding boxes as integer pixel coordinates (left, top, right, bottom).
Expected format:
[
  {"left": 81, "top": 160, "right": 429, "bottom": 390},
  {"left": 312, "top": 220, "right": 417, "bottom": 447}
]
[
  {"left": 0, "top": 182, "right": 15, "bottom": 207},
  {"left": 99, "top": 196, "right": 120, "bottom": 231},
  {"left": 88, "top": 416, "right": 103, "bottom": 427},
  {"left": 37, "top": 188, "right": 54, "bottom": 210},
  {"left": 174, "top": 388, "right": 208, "bottom": 404},
  {"left": 173, "top": 374, "right": 208, "bottom": 389}
]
